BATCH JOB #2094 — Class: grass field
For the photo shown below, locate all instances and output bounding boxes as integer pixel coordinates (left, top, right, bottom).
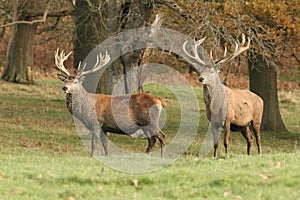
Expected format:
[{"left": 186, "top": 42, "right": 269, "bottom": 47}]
[{"left": 0, "top": 79, "right": 299, "bottom": 200}]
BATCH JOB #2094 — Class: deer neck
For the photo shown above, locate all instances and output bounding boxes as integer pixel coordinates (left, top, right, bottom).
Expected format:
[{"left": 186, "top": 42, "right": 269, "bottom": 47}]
[
  {"left": 203, "top": 76, "right": 227, "bottom": 126},
  {"left": 203, "top": 77, "right": 225, "bottom": 103},
  {"left": 66, "top": 93, "right": 73, "bottom": 114},
  {"left": 68, "top": 86, "right": 98, "bottom": 125},
  {"left": 65, "top": 86, "right": 94, "bottom": 116}
]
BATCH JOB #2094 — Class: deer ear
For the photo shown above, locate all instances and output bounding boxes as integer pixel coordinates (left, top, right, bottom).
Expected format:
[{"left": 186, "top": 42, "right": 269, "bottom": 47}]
[{"left": 57, "top": 74, "right": 67, "bottom": 82}]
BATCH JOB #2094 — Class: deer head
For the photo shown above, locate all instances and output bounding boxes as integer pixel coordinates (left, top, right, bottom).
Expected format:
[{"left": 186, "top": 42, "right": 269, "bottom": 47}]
[
  {"left": 183, "top": 34, "right": 250, "bottom": 86},
  {"left": 55, "top": 49, "right": 110, "bottom": 94}
]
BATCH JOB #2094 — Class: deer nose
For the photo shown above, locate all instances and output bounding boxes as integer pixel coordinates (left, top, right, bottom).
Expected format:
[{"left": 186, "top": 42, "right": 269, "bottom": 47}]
[
  {"left": 62, "top": 86, "right": 68, "bottom": 91},
  {"left": 199, "top": 77, "right": 204, "bottom": 83}
]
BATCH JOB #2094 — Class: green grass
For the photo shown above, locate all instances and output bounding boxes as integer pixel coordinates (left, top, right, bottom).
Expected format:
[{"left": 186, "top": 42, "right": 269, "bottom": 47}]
[{"left": 0, "top": 79, "right": 299, "bottom": 199}]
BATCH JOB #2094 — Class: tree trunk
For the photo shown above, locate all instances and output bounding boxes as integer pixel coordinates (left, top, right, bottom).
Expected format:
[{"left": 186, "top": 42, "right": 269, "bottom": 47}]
[
  {"left": 1, "top": 0, "right": 36, "bottom": 84},
  {"left": 119, "top": 0, "right": 153, "bottom": 94},
  {"left": 74, "top": 0, "right": 126, "bottom": 94},
  {"left": 74, "top": 0, "right": 154, "bottom": 94},
  {"left": 248, "top": 54, "right": 288, "bottom": 132},
  {"left": 74, "top": 0, "right": 103, "bottom": 66}
]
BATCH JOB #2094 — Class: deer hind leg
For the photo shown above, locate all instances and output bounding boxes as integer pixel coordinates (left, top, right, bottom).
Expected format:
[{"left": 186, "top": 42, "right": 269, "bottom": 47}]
[
  {"left": 143, "top": 128, "right": 157, "bottom": 154},
  {"left": 156, "top": 130, "right": 166, "bottom": 158},
  {"left": 251, "top": 120, "right": 262, "bottom": 154},
  {"left": 241, "top": 127, "right": 253, "bottom": 155},
  {"left": 148, "top": 126, "right": 166, "bottom": 157}
]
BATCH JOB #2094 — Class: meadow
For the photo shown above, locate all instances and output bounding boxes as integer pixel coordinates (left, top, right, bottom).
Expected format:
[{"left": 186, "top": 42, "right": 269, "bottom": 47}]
[{"left": 0, "top": 79, "right": 299, "bottom": 200}]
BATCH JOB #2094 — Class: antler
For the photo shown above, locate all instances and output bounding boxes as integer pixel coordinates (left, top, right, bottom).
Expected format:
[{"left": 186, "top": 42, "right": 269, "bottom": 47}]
[
  {"left": 77, "top": 51, "right": 110, "bottom": 77},
  {"left": 55, "top": 48, "right": 71, "bottom": 76},
  {"left": 213, "top": 33, "right": 250, "bottom": 65},
  {"left": 183, "top": 34, "right": 250, "bottom": 67},
  {"left": 183, "top": 37, "right": 207, "bottom": 65}
]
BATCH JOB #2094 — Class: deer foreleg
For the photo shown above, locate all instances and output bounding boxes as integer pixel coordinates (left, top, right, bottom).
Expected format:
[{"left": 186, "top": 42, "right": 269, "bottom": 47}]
[
  {"left": 100, "top": 130, "right": 108, "bottom": 156},
  {"left": 211, "top": 125, "right": 220, "bottom": 157},
  {"left": 224, "top": 122, "right": 231, "bottom": 154},
  {"left": 91, "top": 130, "right": 99, "bottom": 157}
]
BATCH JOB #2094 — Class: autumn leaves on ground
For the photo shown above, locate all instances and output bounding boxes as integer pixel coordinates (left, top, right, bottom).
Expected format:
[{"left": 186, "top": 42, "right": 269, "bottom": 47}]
[{"left": 0, "top": 79, "right": 299, "bottom": 200}]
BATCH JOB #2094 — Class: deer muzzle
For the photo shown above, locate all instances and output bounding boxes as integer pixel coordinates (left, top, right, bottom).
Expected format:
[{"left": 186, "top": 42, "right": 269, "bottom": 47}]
[{"left": 199, "top": 77, "right": 204, "bottom": 83}]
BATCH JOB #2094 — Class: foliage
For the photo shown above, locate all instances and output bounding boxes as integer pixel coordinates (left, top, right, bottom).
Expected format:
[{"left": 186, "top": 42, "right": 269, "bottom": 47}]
[{"left": 159, "top": 0, "right": 300, "bottom": 76}]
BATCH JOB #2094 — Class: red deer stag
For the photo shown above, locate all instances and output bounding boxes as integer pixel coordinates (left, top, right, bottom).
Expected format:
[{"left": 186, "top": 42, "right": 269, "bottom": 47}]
[
  {"left": 183, "top": 34, "right": 263, "bottom": 157},
  {"left": 55, "top": 49, "right": 166, "bottom": 157}
]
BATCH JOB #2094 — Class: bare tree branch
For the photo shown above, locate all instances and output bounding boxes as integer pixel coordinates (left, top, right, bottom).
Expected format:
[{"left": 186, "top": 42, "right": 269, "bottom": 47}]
[
  {"left": 23, "top": 9, "right": 75, "bottom": 18},
  {"left": 155, "top": 0, "right": 189, "bottom": 19},
  {"left": 292, "top": 48, "right": 300, "bottom": 64},
  {"left": 0, "top": 2, "right": 74, "bottom": 29},
  {"left": 35, "top": 17, "right": 60, "bottom": 34},
  {"left": 0, "top": 3, "right": 50, "bottom": 28}
]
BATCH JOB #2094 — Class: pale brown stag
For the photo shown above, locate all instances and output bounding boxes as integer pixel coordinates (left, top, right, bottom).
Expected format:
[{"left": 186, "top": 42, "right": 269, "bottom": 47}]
[
  {"left": 55, "top": 50, "right": 166, "bottom": 157},
  {"left": 183, "top": 34, "right": 263, "bottom": 157}
]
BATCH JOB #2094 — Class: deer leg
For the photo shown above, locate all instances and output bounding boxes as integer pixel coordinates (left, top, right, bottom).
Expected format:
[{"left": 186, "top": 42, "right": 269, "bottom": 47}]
[
  {"left": 100, "top": 130, "right": 108, "bottom": 156},
  {"left": 156, "top": 130, "right": 166, "bottom": 158},
  {"left": 211, "top": 125, "right": 220, "bottom": 157},
  {"left": 224, "top": 122, "right": 231, "bottom": 155},
  {"left": 251, "top": 120, "right": 261, "bottom": 154},
  {"left": 91, "top": 130, "right": 99, "bottom": 157},
  {"left": 143, "top": 128, "right": 157, "bottom": 154},
  {"left": 241, "top": 127, "right": 253, "bottom": 155},
  {"left": 149, "top": 127, "right": 166, "bottom": 158},
  {"left": 146, "top": 136, "right": 157, "bottom": 154}
]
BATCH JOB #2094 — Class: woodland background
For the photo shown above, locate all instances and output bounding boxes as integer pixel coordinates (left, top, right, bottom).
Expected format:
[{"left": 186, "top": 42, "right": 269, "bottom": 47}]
[{"left": 0, "top": 0, "right": 299, "bottom": 132}]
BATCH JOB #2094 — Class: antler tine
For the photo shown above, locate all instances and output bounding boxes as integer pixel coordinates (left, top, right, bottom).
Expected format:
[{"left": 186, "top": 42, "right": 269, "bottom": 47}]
[
  {"left": 183, "top": 37, "right": 207, "bottom": 65},
  {"left": 215, "top": 33, "right": 250, "bottom": 65},
  {"left": 55, "top": 48, "right": 71, "bottom": 76},
  {"left": 230, "top": 33, "right": 250, "bottom": 60},
  {"left": 78, "top": 51, "right": 110, "bottom": 77},
  {"left": 77, "top": 61, "right": 87, "bottom": 72}
]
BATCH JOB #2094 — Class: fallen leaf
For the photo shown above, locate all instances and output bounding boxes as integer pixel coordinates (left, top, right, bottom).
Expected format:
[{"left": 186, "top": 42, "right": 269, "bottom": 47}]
[
  {"left": 275, "top": 162, "right": 281, "bottom": 168},
  {"left": 224, "top": 189, "right": 232, "bottom": 196},
  {"left": 133, "top": 179, "right": 138, "bottom": 188},
  {"left": 258, "top": 174, "right": 274, "bottom": 180},
  {"left": 11, "top": 189, "right": 22, "bottom": 195},
  {"left": 66, "top": 196, "right": 75, "bottom": 200},
  {"left": 259, "top": 174, "right": 269, "bottom": 179},
  {"left": 0, "top": 173, "right": 4, "bottom": 179},
  {"left": 36, "top": 174, "right": 42, "bottom": 179}
]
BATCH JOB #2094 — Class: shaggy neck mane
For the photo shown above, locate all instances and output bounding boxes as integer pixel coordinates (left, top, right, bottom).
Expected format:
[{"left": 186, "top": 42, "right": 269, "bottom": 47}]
[
  {"left": 65, "top": 86, "right": 96, "bottom": 122},
  {"left": 203, "top": 75, "right": 227, "bottom": 127}
]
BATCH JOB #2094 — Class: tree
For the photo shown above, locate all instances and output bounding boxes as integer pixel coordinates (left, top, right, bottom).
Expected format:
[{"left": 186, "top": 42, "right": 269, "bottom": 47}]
[
  {"left": 74, "top": 0, "right": 187, "bottom": 94},
  {"left": 1, "top": 0, "right": 39, "bottom": 83},
  {"left": 0, "top": 0, "right": 74, "bottom": 84},
  {"left": 249, "top": 53, "right": 287, "bottom": 132},
  {"left": 178, "top": 0, "right": 297, "bottom": 132}
]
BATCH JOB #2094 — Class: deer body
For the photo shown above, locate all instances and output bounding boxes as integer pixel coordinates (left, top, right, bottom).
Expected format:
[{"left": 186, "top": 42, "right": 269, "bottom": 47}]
[
  {"left": 183, "top": 34, "right": 263, "bottom": 156},
  {"left": 56, "top": 50, "right": 166, "bottom": 157},
  {"left": 203, "top": 79, "right": 263, "bottom": 156}
]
